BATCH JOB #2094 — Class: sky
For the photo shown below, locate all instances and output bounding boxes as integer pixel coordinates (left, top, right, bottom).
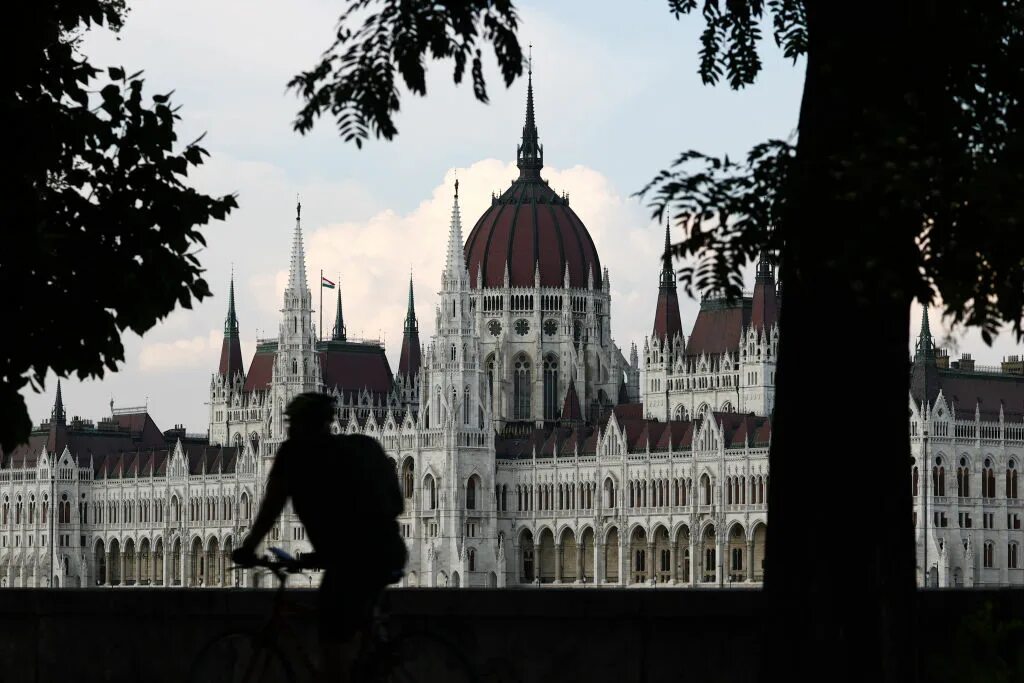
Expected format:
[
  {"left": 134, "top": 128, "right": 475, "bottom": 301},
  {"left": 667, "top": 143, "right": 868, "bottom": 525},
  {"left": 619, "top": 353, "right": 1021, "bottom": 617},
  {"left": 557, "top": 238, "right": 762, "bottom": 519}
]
[{"left": 24, "top": 0, "right": 1024, "bottom": 431}]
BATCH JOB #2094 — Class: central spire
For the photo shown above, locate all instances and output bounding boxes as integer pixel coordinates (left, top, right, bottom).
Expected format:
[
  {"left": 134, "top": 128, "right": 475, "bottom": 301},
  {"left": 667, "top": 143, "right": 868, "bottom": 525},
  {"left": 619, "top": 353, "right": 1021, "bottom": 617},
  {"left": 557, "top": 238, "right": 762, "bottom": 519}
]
[
  {"left": 516, "top": 46, "right": 543, "bottom": 179},
  {"left": 287, "top": 198, "right": 309, "bottom": 295},
  {"left": 224, "top": 271, "right": 239, "bottom": 337}
]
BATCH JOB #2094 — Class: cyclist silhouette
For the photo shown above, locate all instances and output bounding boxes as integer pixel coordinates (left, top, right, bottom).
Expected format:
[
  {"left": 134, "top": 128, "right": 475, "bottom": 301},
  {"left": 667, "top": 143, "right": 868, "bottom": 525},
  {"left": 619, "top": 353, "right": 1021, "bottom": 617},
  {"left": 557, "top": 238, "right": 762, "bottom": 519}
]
[{"left": 232, "top": 392, "right": 407, "bottom": 681}]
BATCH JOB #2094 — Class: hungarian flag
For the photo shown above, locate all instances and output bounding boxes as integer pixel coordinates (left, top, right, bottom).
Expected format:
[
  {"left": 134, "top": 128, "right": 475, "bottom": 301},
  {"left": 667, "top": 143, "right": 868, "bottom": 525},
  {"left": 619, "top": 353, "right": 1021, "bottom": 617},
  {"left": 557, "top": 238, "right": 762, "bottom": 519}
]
[{"left": 321, "top": 275, "right": 336, "bottom": 289}]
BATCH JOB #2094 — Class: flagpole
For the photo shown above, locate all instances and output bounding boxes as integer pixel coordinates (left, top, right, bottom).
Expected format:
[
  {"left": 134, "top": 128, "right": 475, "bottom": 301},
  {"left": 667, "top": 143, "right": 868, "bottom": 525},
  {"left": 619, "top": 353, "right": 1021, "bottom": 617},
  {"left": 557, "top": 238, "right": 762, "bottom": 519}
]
[{"left": 319, "top": 268, "right": 323, "bottom": 342}]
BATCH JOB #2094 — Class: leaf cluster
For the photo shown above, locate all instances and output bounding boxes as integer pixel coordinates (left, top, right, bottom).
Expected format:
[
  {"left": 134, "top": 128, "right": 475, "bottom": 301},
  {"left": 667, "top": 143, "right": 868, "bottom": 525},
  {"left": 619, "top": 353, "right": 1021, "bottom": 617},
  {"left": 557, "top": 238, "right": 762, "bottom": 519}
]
[
  {"left": 667, "top": 0, "right": 806, "bottom": 88},
  {"left": 2, "top": 2, "right": 236, "bottom": 451},
  {"left": 637, "top": 140, "right": 795, "bottom": 300},
  {"left": 289, "top": 0, "right": 523, "bottom": 147}
]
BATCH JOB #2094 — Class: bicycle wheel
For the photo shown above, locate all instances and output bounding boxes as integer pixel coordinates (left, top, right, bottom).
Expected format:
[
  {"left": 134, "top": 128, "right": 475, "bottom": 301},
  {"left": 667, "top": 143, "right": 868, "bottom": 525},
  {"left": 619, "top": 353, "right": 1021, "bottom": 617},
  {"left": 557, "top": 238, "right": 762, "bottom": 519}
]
[
  {"left": 189, "top": 632, "right": 296, "bottom": 683},
  {"left": 371, "top": 631, "right": 476, "bottom": 683}
]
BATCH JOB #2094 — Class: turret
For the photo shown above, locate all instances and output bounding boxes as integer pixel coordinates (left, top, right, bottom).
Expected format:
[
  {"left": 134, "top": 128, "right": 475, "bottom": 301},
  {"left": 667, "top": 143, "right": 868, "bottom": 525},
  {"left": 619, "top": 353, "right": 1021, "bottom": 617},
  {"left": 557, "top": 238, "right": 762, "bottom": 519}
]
[
  {"left": 218, "top": 273, "right": 244, "bottom": 379},
  {"left": 651, "top": 217, "right": 683, "bottom": 342}
]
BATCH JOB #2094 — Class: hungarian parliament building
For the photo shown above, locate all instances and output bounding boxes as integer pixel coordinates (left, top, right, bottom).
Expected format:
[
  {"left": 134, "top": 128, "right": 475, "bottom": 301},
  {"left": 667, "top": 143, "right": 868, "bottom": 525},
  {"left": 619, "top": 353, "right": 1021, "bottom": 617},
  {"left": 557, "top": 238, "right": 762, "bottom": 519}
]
[{"left": 2, "top": 74, "right": 1022, "bottom": 590}]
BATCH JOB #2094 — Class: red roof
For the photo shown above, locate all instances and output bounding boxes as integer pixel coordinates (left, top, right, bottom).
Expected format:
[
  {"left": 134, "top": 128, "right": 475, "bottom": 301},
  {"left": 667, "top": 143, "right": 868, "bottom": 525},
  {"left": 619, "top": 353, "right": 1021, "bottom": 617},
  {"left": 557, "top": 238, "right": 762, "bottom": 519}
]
[
  {"left": 319, "top": 341, "right": 394, "bottom": 399},
  {"left": 653, "top": 287, "right": 683, "bottom": 340},
  {"left": 398, "top": 330, "right": 421, "bottom": 378},
  {"left": 218, "top": 336, "right": 244, "bottom": 378},
  {"left": 560, "top": 379, "right": 583, "bottom": 422},
  {"left": 750, "top": 266, "right": 779, "bottom": 331},
  {"left": 687, "top": 297, "right": 751, "bottom": 357},
  {"left": 464, "top": 177, "right": 602, "bottom": 289},
  {"left": 243, "top": 349, "right": 275, "bottom": 392}
]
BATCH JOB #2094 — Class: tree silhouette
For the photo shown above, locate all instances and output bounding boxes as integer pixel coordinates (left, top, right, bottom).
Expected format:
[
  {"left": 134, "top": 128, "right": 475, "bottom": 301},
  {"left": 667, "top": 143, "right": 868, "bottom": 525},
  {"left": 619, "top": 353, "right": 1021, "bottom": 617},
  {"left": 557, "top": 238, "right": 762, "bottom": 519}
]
[
  {"left": 291, "top": 2, "right": 1024, "bottom": 681},
  {"left": 3, "top": 2, "right": 236, "bottom": 451}
]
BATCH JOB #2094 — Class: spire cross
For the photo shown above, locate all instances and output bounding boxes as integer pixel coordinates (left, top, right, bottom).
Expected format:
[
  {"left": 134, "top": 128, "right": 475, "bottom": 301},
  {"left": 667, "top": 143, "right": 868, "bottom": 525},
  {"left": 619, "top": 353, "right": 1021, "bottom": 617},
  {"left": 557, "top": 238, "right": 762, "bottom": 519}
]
[{"left": 528, "top": 43, "right": 532, "bottom": 75}]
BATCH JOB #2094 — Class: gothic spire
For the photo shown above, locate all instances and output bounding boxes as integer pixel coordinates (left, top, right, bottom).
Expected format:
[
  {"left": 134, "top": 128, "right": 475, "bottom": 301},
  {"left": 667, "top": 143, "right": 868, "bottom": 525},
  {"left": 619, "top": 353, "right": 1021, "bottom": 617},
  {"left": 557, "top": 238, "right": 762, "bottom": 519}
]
[
  {"left": 516, "top": 46, "right": 543, "bottom": 179},
  {"left": 287, "top": 198, "right": 309, "bottom": 295},
  {"left": 660, "top": 215, "right": 675, "bottom": 290},
  {"left": 652, "top": 217, "right": 683, "bottom": 341},
  {"left": 399, "top": 275, "right": 422, "bottom": 379},
  {"left": 915, "top": 305, "right": 935, "bottom": 363},
  {"left": 444, "top": 179, "right": 468, "bottom": 280},
  {"left": 52, "top": 378, "right": 66, "bottom": 424},
  {"left": 218, "top": 272, "right": 244, "bottom": 377},
  {"left": 404, "top": 275, "right": 418, "bottom": 333},
  {"left": 331, "top": 281, "right": 346, "bottom": 341},
  {"left": 224, "top": 270, "right": 239, "bottom": 337},
  {"left": 751, "top": 248, "right": 780, "bottom": 331}
]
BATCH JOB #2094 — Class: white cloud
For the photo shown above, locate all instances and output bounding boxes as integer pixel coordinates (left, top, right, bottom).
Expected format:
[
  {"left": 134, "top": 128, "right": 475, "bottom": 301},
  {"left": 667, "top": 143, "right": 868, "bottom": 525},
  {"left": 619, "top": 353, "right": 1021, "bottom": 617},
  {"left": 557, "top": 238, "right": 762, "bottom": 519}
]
[{"left": 138, "top": 330, "right": 222, "bottom": 372}]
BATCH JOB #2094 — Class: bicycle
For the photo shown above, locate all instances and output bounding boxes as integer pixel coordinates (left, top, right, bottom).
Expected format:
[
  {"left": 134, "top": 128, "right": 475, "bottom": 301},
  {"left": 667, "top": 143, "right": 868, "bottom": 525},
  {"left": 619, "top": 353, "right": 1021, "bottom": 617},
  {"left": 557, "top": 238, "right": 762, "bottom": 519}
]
[{"left": 188, "top": 547, "right": 476, "bottom": 682}]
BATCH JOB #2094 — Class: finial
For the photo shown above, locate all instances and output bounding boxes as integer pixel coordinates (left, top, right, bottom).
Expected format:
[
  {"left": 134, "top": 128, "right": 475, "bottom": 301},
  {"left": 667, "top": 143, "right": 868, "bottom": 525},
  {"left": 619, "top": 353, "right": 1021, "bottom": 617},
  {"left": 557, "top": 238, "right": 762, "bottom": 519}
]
[
  {"left": 528, "top": 43, "right": 533, "bottom": 75},
  {"left": 454, "top": 172, "right": 459, "bottom": 199},
  {"left": 296, "top": 194, "right": 301, "bottom": 221}
]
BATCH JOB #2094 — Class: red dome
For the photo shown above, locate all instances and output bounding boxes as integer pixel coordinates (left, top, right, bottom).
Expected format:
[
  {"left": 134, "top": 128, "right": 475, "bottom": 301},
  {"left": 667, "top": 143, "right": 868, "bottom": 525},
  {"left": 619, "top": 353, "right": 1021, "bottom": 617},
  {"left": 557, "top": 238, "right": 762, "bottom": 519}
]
[
  {"left": 463, "top": 66, "right": 602, "bottom": 290},
  {"left": 464, "top": 179, "right": 602, "bottom": 289}
]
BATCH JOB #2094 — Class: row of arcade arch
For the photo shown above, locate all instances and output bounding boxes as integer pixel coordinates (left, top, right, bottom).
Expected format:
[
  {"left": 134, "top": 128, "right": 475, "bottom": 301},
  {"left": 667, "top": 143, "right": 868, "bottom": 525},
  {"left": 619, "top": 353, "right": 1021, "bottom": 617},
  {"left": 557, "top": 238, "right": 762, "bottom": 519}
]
[{"left": 515, "top": 521, "right": 766, "bottom": 585}]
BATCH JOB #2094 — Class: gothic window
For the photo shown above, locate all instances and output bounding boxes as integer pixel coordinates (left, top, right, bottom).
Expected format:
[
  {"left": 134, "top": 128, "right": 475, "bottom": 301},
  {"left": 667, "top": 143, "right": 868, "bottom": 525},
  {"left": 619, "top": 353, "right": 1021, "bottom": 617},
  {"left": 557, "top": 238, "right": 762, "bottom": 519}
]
[
  {"left": 468, "top": 548, "right": 476, "bottom": 572},
  {"left": 984, "top": 459, "right": 997, "bottom": 498},
  {"left": 932, "top": 458, "right": 945, "bottom": 496},
  {"left": 463, "top": 387, "right": 471, "bottom": 424},
  {"left": 488, "top": 320, "right": 502, "bottom": 337},
  {"left": 291, "top": 358, "right": 298, "bottom": 375},
  {"left": 957, "top": 457, "right": 970, "bottom": 497},
  {"left": 1007, "top": 461, "right": 1019, "bottom": 499},
  {"left": 466, "top": 476, "right": 478, "bottom": 510},
  {"left": 604, "top": 478, "right": 616, "bottom": 508},
  {"left": 573, "top": 319, "right": 583, "bottom": 344},
  {"left": 513, "top": 355, "right": 532, "bottom": 420},
  {"left": 402, "top": 459, "right": 414, "bottom": 498},
  {"left": 1010, "top": 542, "right": 1020, "bottom": 569},
  {"left": 701, "top": 474, "right": 712, "bottom": 506},
  {"left": 485, "top": 354, "right": 496, "bottom": 414},
  {"left": 292, "top": 317, "right": 297, "bottom": 333},
  {"left": 543, "top": 319, "right": 558, "bottom": 336},
  {"left": 983, "top": 541, "right": 994, "bottom": 568},
  {"left": 543, "top": 356, "right": 559, "bottom": 421},
  {"left": 425, "top": 475, "right": 437, "bottom": 510},
  {"left": 912, "top": 466, "right": 919, "bottom": 497},
  {"left": 451, "top": 345, "right": 457, "bottom": 362},
  {"left": 514, "top": 319, "right": 530, "bottom": 336}
]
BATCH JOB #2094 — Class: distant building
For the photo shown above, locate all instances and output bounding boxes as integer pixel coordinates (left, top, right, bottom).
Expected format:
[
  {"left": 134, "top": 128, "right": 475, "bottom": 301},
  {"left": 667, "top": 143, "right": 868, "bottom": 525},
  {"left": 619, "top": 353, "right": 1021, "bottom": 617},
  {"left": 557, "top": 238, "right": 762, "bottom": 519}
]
[{"left": 3, "top": 66, "right": 1016, "bottom": 591}]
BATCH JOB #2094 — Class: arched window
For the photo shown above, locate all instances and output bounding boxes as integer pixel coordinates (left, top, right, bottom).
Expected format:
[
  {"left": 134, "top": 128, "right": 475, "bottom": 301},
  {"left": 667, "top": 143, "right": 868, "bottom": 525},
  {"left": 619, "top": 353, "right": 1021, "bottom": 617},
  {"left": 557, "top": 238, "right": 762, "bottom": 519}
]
[
  {"left": 912, "top": 466, "right": 919, "bottom": 497},
  {"left": 957, "top": 457, "right": 970, "bottom": 497},
  {"left": 402, "top": 459, "right": 414, "bottom": 498},
  {"left": 604, "top": 478, "right": 616, "bottom": 508},
  {"left": 543, "top": 355, "right": 559, "bottom": 421},
  {"left": 983, "top": 541, "right": 995, "bottom": 568},
  {"left": 466, "top": 476, "right": 478, "bottom": 510},
  {"left": 701, "top": 474, "right": 712, "bottom": 505},
  {"left": 984, "top": 458, "right": 997, "bottom": 499},
  {"left": 463, "top": 387, "right": 471, "bottom": 425},
  {"left": 1007, "top": 461, "right": 1019, "bottom": 499},
  {"left": 291, "top": 358, "right": 298, "bottom": 375},
  {"left": 425, "top": 475, "right": 437, "bottom": 510},
  {"left": 932, "top": 458, "right": 945, "bottom": 496},
  {"left": 485, "top": 354, "right": 496, "bottom": 414},
  {"left": 513, "top": 355, "right": 532, "bottom": 420}
]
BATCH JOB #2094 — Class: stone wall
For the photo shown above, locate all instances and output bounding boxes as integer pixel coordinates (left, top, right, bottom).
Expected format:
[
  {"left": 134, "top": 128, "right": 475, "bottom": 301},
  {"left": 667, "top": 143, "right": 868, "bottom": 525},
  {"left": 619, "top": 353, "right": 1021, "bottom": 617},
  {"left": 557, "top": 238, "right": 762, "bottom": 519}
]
[{"left": 0, "top": 588, "right": 1019, "bottom": 682}]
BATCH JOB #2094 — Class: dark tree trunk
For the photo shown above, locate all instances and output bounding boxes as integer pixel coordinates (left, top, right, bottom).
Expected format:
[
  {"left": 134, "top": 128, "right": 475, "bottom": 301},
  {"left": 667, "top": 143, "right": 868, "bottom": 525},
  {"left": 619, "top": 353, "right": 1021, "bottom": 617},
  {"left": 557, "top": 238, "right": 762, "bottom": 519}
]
[{"left": 765, "top": 3, "right": 921, "bottom": 682}]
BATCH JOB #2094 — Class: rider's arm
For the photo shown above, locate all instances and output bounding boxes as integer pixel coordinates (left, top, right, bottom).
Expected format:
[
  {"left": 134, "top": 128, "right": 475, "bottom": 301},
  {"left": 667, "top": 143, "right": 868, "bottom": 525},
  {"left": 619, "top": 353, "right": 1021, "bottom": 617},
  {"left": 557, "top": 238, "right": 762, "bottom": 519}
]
[{"left": 241, "top": 448, "right": 289, "bottom": 553}]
